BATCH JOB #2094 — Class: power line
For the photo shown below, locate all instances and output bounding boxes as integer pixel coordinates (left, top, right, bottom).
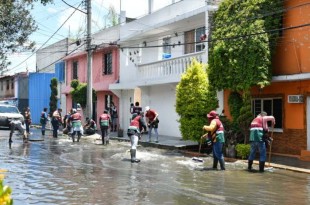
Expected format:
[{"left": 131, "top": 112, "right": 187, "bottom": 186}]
[{"left": 7, "top": 2, "right": 84, "bottom": 74}]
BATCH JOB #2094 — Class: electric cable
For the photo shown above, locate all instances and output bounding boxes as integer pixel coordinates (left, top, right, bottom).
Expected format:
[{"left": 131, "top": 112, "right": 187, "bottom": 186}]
[{"left": 7, "top": 1, "right": 84, "bottom": 74}]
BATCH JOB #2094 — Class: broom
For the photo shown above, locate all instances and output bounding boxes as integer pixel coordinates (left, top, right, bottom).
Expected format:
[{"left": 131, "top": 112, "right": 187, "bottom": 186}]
[
  {"left": 265, "top": 124, "right": 274, "bottom": 171},
  {"left": 192, "top": 134, "right": 207, "bottom": 162}
]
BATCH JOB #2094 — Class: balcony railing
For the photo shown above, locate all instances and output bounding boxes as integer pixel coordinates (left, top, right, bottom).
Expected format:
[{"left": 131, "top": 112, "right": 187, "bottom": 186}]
[{"left": 137, "top": 51, "right": 205, "bottom": 85}]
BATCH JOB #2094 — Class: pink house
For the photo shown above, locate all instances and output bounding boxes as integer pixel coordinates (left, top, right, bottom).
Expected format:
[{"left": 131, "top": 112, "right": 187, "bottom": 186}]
[{"left": 62, "top": 45, "right": 120, "bottom": 128}]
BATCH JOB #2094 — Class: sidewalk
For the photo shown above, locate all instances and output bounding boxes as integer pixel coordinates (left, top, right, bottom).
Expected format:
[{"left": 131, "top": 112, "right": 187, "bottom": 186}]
[{"left": 108, "top": 131, "right": 310, "bottom": 174}]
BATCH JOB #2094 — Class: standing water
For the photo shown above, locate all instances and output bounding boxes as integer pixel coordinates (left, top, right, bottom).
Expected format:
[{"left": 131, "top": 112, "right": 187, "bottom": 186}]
[{"left": 0, "top": 133, "right": 310, "bottom": 205}]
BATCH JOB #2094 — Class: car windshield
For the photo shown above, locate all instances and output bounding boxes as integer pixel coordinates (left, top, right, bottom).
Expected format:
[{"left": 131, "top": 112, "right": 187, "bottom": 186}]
[{"left": 0, "top": 106, "right": 19, "bottom": 113}]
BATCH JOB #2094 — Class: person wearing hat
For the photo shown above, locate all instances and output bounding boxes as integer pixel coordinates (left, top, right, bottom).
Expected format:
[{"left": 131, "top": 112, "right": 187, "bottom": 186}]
[
  {"left": 248, "top": 111, "right": 275, "bottom": 172},
  {"left": 202, "top": 110, "right": 225, "bottom": 170},
  {"left": 99, "top": 109, "right": 111, "bottom": 145},
  {"left": 145, "top": 106, "right": 159, "bottom": 143}
]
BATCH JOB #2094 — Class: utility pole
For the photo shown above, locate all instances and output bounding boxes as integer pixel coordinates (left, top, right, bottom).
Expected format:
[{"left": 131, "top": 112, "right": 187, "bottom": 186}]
[{"left": 86, "top": 0, "right": 93, "bottom": 119}]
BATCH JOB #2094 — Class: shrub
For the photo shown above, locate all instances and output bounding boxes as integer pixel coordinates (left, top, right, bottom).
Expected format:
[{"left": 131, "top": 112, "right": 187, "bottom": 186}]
[{"left": 235, "top": 144, "right": 251, "bottom": 159}]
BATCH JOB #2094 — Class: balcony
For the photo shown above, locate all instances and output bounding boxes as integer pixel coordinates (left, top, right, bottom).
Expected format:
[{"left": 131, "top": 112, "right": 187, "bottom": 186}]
[{"left": 136, "top": 51, "right": 206, "bottom": 86}]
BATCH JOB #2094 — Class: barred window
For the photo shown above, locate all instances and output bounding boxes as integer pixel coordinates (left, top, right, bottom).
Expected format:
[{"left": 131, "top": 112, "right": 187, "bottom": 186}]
[
  {"left": 103, "top": 52, "right": 112, "bottom": 75},
  {"left": 72, "top": 61, "right": 78, "bottom": 80}
]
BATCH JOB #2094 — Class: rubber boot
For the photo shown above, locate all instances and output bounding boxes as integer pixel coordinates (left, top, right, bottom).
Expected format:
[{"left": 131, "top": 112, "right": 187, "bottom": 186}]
[
  {"left": 72, "top": 134, "right": 75, "bottom": 142},
  {"left": 102, "top": 136, "right": 105, "bottom": 145},
  {"left": 212, "top": 158, "right": 218, "bottom": 170},
  {"left": 219, "top": 158, "right": 225, "bottom": 170},
  {"left": 248, "top": 160, "right": 253, "bottom": 171},
  {"left": 42, "top": 130, "right": 45, "bottom": 136},
  {"left": 259, "top": 161, "right": 265, "bottom": 172},
  {"left": 77, "top": 133, "right": 81, "bottom": 142},
  {"left": 130, "top": 149, "right": 140, "bottom": 163}
]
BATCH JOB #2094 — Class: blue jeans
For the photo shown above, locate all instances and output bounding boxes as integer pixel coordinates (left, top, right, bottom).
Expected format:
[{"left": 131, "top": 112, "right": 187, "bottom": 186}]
[
  {"left": 148, "top": 126, "right": 158, "bottom": 142},
  {"left": 248, "top": 141, "right": 266, "bottom": 162},
  {"left": 212, "top": 142, "right": 224, "bottom": 160}
]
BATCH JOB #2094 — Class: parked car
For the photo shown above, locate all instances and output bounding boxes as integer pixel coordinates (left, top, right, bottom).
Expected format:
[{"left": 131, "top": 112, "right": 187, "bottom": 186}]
[{"left": 0, "top": 104, "right": 24, "bottom": 128}]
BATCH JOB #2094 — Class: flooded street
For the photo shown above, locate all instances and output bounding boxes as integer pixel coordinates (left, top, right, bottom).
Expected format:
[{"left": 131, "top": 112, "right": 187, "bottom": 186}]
[{"left": 1, "top": 130, "right": 310, "bottom": 205}]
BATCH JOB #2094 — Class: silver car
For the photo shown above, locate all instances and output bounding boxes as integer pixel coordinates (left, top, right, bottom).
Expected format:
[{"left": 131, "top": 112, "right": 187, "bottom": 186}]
[{"left": 0, "top": 104, "right": 24, "bottom": 128}]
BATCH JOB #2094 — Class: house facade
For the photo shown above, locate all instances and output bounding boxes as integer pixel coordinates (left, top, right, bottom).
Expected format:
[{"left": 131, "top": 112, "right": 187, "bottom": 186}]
[
  {"left": 110, "top": 0, "right": 222, "bottom": 136},
  {"left": 0, "top": 72, "right": 28, "bottom": 112},
  {"left": 222, "top": 0, "right": 310, "bottom": 156},
  {"left": 62, "top": 26, "right": 120, "bottom": 126}
]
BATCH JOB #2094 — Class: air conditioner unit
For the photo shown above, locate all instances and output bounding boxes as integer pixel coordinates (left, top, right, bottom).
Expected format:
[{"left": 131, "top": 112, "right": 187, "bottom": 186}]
[{"left": 288, "top": 95, "right": 304, "bottom": 103}]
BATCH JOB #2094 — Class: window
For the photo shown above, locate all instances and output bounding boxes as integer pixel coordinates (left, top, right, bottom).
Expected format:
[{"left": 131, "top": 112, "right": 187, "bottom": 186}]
[
  {"left": 105, "top": 94, "right": 113, "bottom": 111},
  {"left": 103, "top": 52, "right": 112, "bottom": 75},
  {"left": 163, "top": 37, "right": 171, "bottom": 54},
  {"left": 6, "top": 80, "right": 9, "bottom": 90},
  {"left": 184, "top": 26, "right": 205, "bottom": 54},
  {"left": 252, "top": 98, "right": 283, "bottom": 129},
  {"left": 72, "top": 61, "right": 78, "bottom": 80},
  {"left": 11, "top": 79, "right": 14, "bottom": 89},
  {"left": 195, "top": 27, "right": 206, "bottom": 52}
]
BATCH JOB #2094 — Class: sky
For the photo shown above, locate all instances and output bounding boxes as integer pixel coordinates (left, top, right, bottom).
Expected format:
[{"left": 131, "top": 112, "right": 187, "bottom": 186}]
[{"left": 6, "top": 0, "right": 175, "bottom": 75}]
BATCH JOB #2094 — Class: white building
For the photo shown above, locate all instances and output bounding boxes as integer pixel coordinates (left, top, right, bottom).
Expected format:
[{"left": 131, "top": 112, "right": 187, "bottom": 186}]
[{"left": 110, "top": 0, "right": 223, "bottom": 137}]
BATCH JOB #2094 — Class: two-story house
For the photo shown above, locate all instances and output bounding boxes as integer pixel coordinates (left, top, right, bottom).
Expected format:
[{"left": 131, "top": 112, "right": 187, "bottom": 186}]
[
  {"left": 223, "top": 0, "right": 310, "bottom": 157},
  {"left": 110, "top": 0, "right": 221, "bottom": 136},
  {"left": 62, "top": 25, "right": 120, "bottom": 126}
]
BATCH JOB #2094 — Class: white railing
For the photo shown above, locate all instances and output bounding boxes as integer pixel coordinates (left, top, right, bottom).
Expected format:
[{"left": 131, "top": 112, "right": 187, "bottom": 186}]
[{"left": 137, "top": 51, "right": 205, "bottom": 84}]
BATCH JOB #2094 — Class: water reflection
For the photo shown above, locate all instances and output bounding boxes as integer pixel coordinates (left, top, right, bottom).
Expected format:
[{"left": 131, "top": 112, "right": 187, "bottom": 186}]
[{"left": 0, "top": 135, "right": 309, "bottom": 205}]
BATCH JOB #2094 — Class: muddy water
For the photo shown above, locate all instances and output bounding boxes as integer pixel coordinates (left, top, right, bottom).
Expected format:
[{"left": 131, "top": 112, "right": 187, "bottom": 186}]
[{"left": 0, "top": 134, "right": 310, "bottom": 205}]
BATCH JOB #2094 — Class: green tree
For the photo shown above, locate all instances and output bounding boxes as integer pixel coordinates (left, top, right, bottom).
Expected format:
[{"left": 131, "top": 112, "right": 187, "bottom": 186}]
[
  {"left": 70, "top": 79, "right": 96, "bottom": 109},
  {"left": 237, "top": 91, "right": 254, "bottom": 144},
  {"left": 0, "top": 0, "right": 53, "bottom": 72},
  {"left": 207, "top": 0, "right": 282, "bottom": 143},
  {"left": 176, "top": 59, "right": 218, "bottom": 142},
  {"left": 208, "top": 0, "right": 282, "bottom": 92},
  {"left": 49, "top": 77, "right": 58, "bottom": 116}
]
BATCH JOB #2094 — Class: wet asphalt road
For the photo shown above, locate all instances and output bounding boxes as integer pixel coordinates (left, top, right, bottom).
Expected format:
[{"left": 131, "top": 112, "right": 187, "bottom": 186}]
[{"left": 0, "top": 128, "right": 310, "bottom": 205}]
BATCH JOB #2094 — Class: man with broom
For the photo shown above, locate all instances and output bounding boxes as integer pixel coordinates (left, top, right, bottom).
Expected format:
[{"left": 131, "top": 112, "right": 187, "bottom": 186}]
[
  {"left": 248, "top": 111, "right": 275, "bottom": 172},
  {"left": 201, "top": 110, "right": 225, "bottom": 170}
]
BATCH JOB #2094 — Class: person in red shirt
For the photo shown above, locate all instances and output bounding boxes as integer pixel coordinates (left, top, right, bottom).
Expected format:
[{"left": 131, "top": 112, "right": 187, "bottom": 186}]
[
  {"left": 68, "top": 108, "right": 82, "bottom": 142},
  {"left": 127, "top": 111, "right": 147, "bottom": 163},
  {"left": 145, "top": 106, "right": 159, "bottom": 143},
  {"left": 99, "top": 110, "right": 111, "bottom": 145}
]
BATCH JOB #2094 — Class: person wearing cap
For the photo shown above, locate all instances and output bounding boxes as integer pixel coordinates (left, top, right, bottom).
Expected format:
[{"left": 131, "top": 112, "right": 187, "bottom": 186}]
[
  {"left": 248, "top": 111, "right": 275, "bottom": 172},
  {"left": 51, "top": 108, "right": 63, "bottom": 138},
  {"left": 127, "top": 111, "right": 147, "bottom": 163},
  {"left": 99, "top": 109, "right": 111, "bottom": 145},
  {"left": 202, "top": 110, "right": 225, "bottom": 170},
  {"left": 68, "top": 108, "right": 83, "bottom": 142},
  {"left": 84, "top": 117, "right": 97, "bottom": 135},
  {"left": 145, "top": 106, "right": 159, "bottom": 143}
]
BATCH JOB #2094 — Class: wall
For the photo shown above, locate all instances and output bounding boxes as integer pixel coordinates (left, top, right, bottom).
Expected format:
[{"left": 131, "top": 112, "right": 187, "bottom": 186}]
[
  {"left": 28, "top": 73, "right": 56, "bottom": 124},
  {"left": 272, "top": 0, "right": 310, "bottom": 75},
  {"left": 141, "top": 83, "right": 181, "bottom": 137}
]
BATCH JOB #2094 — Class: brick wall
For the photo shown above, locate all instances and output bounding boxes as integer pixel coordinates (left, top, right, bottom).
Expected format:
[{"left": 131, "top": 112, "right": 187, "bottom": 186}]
[{"left": 272, "top": 129, "right": 307, "bottom": 155}]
